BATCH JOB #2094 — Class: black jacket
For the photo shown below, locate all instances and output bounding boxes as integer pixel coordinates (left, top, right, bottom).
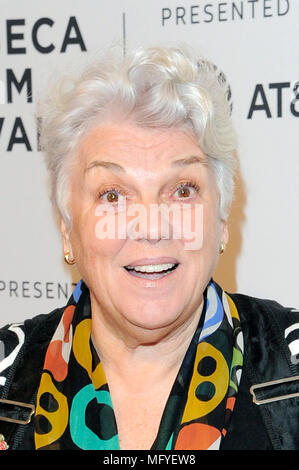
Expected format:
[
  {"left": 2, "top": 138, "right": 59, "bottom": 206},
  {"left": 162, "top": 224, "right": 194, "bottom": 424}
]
[{"left": 0, "top": 292, "right": 298, "bottom": 450}]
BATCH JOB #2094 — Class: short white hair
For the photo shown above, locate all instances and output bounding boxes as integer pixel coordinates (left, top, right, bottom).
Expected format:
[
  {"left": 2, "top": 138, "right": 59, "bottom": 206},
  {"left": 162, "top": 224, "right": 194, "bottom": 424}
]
[{"left": 39, "top": 44, "right": 237, "bottom": 232}]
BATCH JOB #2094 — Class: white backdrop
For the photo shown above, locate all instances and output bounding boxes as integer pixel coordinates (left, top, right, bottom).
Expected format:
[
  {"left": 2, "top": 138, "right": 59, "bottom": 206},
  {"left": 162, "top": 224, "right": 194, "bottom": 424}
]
[{"left": 0, "top": 0, "right": 298, "bottom": 324}]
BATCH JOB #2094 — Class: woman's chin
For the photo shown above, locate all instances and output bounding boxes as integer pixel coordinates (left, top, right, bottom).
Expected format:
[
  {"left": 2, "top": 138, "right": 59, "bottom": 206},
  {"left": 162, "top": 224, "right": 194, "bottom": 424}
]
[
  {"left": 113, "top": 265, "right": 192, "bottom": 333},
  {"left": 120, "top": 304, "right": 183, "bottom": 335}
]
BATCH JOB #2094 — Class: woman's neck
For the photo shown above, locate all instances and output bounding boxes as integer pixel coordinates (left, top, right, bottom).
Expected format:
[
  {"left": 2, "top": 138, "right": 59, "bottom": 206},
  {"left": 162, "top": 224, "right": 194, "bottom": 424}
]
[{"left": 90, "top": 297, "right": 204, "bottom": 390}]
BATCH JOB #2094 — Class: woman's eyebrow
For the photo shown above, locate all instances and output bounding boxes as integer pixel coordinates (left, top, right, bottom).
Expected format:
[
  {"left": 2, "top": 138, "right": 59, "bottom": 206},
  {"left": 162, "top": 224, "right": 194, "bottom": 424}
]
[
  {"left": 84, "top": 160, "right": 126, "bottom": 174},
  {"left": 171, "top": 155, "right": 207, "bottom": 167}
]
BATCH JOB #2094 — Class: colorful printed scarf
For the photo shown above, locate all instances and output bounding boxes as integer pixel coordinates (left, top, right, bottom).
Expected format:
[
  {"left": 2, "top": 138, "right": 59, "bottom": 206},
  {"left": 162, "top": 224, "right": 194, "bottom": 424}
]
[{"left": 34, "top": 279, "right": 243, "bottom": 450}]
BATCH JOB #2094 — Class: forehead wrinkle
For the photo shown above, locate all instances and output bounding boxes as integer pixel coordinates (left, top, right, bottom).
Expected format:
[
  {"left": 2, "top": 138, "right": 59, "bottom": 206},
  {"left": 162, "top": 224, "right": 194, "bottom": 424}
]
[
  {"left": 80, "top": 124, "right": 208, "bottom": 178},
  {"left": 83, "top": 154, "right": 208, "bottom": 181}
]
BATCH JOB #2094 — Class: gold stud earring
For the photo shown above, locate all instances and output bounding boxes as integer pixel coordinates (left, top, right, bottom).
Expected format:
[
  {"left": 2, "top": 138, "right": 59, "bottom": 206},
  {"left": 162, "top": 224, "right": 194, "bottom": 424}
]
[
  {"left": 219, "top": 242, "right": 226, "bottom": 254},
  {"left": 64, "top": 252, "right": 75, "bottom": 265}
]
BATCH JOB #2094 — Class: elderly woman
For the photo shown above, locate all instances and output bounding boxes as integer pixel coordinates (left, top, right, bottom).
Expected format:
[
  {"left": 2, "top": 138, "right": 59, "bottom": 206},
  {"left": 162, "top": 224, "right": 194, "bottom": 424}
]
[{"left": 0, "top": 45, "right": 298, "bottom": 451}]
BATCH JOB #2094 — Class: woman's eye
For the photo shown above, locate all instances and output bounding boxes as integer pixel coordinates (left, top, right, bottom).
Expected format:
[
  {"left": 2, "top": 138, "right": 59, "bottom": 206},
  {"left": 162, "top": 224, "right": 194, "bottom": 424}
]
[
  {"left": 174, "top": 182, "right": 200, "bottom": 199},
  {"left": 98, "top": 188, "right": 125, "bottom": 204}
]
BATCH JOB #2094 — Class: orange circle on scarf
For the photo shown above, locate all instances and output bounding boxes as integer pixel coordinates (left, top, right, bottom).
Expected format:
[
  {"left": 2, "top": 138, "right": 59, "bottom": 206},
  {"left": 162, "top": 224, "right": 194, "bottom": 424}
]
[{"left": 175, "top": 422, "right": 221, "bottom": 450}]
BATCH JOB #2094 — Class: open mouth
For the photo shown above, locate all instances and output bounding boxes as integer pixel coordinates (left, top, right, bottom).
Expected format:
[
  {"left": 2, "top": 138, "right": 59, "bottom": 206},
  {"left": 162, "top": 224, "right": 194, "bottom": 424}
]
[{"left": 124, "top": 263, "right": 180, "bottom": 280}]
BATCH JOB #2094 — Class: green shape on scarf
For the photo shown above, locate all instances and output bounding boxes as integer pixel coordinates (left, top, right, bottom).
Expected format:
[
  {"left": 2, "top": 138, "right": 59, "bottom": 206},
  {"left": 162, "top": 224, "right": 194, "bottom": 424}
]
[{"left": 70, "top": 385, "right": 119, "bottom": 450}]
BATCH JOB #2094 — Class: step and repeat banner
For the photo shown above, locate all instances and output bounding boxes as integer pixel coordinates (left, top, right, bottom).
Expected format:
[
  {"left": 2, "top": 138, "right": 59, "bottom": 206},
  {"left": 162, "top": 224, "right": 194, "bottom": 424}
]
[{"left": 0, "top": 0, "right": 298, "bottom": 323}]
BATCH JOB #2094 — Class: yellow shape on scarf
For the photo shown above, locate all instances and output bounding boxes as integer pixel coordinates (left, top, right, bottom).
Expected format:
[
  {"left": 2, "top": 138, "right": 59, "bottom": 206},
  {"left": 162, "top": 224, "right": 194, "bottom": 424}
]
[
  {"left": 181, "top": 341, "right": 229, "bottom": 423},
  {"left": 35, "top": 372, "right": 68, "bottom": 449},
  {"left": 72, "top": 318, "right": 107, "bottom": 390}
]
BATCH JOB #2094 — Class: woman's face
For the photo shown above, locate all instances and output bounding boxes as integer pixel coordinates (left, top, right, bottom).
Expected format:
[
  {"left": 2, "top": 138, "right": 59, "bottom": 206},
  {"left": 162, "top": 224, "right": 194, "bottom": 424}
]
[{"left": 61, "top": 122, "right": 228, "bottom": 339}]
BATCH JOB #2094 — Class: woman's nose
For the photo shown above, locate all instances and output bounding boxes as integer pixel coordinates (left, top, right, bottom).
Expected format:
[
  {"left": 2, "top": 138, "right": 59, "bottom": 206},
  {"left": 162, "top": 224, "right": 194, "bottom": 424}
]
[{"left": 126, "top": 198, "right": 175, "bottom": 243}]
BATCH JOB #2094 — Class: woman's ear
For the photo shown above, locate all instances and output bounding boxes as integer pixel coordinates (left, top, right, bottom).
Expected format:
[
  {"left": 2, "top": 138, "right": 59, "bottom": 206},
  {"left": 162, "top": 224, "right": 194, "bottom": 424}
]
[
  {"left": 221, "top": 221, "right": 229, "bottom": 246},
  {"left": 60, "top": 218, "right": 74, "bottom": 258}
]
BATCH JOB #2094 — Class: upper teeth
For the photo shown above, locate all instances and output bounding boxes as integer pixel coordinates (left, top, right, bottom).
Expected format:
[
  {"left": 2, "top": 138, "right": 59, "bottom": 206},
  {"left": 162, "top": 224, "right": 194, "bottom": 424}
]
[{"left": 126, "top": 263, "right": 176, "bottom": 273}]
